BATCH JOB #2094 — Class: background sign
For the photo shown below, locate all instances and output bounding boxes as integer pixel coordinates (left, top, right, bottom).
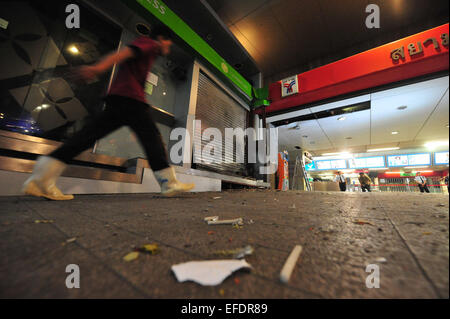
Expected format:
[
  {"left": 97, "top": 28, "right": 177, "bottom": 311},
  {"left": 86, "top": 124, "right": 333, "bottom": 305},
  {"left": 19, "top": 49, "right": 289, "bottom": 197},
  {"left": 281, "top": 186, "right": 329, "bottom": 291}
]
[
  {"left": 435, "top": 151, "right": 449, "bottom": 165},
  {"left": 349, "top": 156, "right": 385, "bottom": 168},
  {"left": 387, "top": 153, "right": 431, "bottom": 167},
  {"left": 281, "top": 76, "right": 299, "bottom": 97},
  {"left": 315, "top": 159, "right": 347, "bottom": 170}
]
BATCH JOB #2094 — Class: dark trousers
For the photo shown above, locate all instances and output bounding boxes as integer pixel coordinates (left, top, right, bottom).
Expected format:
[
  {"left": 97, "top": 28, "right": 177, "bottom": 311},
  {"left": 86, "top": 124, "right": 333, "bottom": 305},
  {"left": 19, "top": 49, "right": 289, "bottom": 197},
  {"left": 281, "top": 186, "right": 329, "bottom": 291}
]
[
  {"left": 339, "top": 182, "right": 347, "bottom": 192},
  {"left": 418, "top": 184, "right": 430, "bottom": 193},
  {"left": 50, "top": 95, "right": 170, "bottom": 171},
  {"left": 361, "top": 184, "right": 371, "bottom": 192}
]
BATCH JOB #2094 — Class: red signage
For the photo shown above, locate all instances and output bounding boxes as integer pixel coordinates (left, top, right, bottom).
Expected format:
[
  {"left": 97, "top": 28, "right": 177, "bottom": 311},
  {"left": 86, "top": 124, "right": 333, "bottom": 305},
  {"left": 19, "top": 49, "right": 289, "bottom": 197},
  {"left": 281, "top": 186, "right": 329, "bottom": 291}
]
[{"left": 263, "top": 24, "right": 449, "bottom": 114}]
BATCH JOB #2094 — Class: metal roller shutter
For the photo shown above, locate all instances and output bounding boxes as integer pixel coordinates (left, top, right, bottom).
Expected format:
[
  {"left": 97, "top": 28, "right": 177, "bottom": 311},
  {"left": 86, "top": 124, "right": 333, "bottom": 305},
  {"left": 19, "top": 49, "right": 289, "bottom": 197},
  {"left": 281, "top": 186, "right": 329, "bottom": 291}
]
[{"left": 194, "top": 71, "right": 249, "bottom": 176}]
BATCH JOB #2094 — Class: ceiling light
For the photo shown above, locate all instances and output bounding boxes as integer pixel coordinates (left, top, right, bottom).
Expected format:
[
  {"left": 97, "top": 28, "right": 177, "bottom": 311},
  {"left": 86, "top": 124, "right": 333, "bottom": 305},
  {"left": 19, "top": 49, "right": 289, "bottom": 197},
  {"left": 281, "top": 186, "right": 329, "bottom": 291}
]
[
  {"left": 369, "top": 167, "right": 388, "bottom": 170},
  {"left": 397, "top": 106, "right": 407, "bottom": 110},
  {"left": 68, "top": 45, "right": 79, "bottom": 54},
  {"left": 162, "top": 92, "right": 167, "bottom": 96},
  {"left": 337, "top": 116, "right": 346, "bottom": 121},
  {"left": 391, "top": 131, "right": 399, "bottom": 135},
  {"left": 367, "top": 147, "right": 400, "bottom": 152},
  {"left": 425, "top": 140, "right": 449, "bottom": 149},
  {"left": 405, "top": 166, "right": 429, "bottom": 169}
]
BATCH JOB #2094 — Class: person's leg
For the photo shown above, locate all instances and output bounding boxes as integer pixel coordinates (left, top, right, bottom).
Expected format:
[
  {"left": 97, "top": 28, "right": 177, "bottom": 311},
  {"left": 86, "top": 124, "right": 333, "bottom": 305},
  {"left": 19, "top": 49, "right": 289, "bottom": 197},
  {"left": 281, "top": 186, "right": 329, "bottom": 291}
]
[
  {"left": 125, "top": 100, "right": 194, "bottom": 196},
  {"left": 418, "top": 185, "right": 424, "bottom": 193},
  {"left": 424, "top": 184, "right": 430, "bottom": 193},
  {"left": 23, "top": 103, "right": 122, "bottom": 200},
  {"left": 361, "top": 185, "right": 367, "bottom": 192},
  {"left": 340, "top": 183, "right": 346, "bottom": 192}
]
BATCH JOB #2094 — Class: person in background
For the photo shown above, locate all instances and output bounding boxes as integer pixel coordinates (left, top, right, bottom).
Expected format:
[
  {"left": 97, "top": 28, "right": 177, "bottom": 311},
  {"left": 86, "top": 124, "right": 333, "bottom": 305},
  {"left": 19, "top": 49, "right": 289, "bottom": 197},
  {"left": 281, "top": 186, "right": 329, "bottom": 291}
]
[
  {"left": 334, "top": 171, "right": 347, "bottom": 192},
  {"left": 415, "top": 172, "right": 430, "bottom": 193},
  {"left": 440, "top": 172, "right": 449, "bottom": 194},
  {"left": 358, "top": 172, "right": 372, "bottom": 192}
]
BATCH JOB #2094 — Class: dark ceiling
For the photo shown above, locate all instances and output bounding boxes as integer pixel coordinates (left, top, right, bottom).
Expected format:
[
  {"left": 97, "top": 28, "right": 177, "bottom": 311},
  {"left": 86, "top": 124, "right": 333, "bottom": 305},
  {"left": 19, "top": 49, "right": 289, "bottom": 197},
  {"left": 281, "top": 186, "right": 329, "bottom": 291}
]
[{"left": 203, "top": 0, "right": 449, "bottom": 84}]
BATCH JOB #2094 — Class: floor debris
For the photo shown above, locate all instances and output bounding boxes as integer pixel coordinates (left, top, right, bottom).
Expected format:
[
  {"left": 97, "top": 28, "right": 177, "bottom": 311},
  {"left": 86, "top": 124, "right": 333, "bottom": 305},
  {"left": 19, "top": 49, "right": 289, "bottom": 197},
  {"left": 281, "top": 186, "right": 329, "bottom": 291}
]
[
  {"left": 123, "top": 251, "right": 139, "bottom": 262},
  {"left": 353, "top": 220, "right": 375, "bottom": 226},
  {"left": 135, "top": 243, "right": 159, "bottom": 255},
  {"left": 34, "top": 220, "right": 54, "bottom": 224},
  {"left": 319, "top": 225, "right": 335, "bottom": 233},
  {"left": 213, "top": 245, "right": 254, "bottom": 259},
  {"left": 375, "top": 257, "right": 387, "bottom": 263},
  {"left": 205, "top": 217, "right": 244, "bottom": 226},
  {"left": 280, "top": 245, "right": 303, "bottom": 284},
  {"left": 171, "top": 259, "right": 252, "bottom": 286}
]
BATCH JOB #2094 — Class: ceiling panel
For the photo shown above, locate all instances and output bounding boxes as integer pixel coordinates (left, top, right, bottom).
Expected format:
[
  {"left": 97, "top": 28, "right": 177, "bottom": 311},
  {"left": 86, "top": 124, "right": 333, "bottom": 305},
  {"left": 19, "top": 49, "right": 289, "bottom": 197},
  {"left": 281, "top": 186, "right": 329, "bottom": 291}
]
[
  {"left": 370, "top": 77, "right": 449, "bottom": 145},
  {"left": 317, "top": 110, "right": 371, "bottom": 148},
  {"left": 232, "top": 5, "right": 288, "bottom": 73},
  {"left": 278, "top": 119, "right": 332, "bottom": 151},
  {"left": 206, "top": 0, "right": 449, "bottom": 80},
  {"left": 415, "top": 88, "right": 449, "bottom": 142}
]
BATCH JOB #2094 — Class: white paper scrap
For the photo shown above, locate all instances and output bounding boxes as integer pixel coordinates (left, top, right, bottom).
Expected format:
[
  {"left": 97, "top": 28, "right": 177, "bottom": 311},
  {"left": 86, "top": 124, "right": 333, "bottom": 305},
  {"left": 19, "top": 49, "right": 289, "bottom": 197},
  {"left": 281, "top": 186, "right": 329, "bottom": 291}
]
[{"left": 171, "top": 259, "right": 251, "bottom": 286}]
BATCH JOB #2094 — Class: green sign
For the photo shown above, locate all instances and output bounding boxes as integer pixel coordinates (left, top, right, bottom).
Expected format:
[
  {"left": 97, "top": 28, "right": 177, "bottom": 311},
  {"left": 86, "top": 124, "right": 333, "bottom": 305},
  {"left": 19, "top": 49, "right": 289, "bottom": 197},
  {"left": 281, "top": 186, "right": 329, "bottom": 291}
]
[
  {"left": 135, "top": 0, "right": 253, "bottom": 100},
  {"left": 400, "top": 172, "right": 415, "bottom": 177}
]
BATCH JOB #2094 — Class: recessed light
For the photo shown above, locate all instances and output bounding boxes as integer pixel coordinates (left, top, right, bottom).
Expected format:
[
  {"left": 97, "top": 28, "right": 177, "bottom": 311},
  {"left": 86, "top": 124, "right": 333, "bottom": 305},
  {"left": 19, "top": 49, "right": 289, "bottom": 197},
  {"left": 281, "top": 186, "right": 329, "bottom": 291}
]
[
  {"left": 391, "top": 131, "right": 399, "bottom": 135},
  {"left": 397, "top": 106, "right": 407, "bottom": 110},
  {"left": 68, "top": 45, "right": 79, "bottom": 54},
  {"left": 337, "top": 116, "right": 346, "bottom": 121}
]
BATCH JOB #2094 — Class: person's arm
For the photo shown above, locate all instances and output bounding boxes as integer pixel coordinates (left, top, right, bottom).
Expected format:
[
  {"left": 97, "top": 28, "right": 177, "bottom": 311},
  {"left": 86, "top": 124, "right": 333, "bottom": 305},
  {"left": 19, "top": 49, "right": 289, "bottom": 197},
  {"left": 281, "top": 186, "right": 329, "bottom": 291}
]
[{"left": 77, "top": 47, "right": 136, "bottom": 82}]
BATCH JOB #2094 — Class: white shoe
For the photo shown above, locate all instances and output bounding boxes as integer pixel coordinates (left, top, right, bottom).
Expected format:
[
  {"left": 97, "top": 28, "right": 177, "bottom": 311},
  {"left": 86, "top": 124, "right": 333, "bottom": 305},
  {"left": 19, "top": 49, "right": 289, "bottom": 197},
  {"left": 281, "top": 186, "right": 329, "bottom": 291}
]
[
  {"left": 22, "top": 156, "right": 74, "bottom": 201},
  {"left": 154, "top": 167, "right": 195, "bottom": 197}
]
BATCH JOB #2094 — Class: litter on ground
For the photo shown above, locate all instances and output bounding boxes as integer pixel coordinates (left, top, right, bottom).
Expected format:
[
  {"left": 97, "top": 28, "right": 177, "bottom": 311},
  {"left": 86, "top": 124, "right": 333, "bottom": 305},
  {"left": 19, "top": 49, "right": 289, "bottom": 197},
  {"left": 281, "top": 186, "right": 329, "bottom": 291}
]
[
  {"left": 205, "top": 217, "right": 244, "bottom": 226},
  {"left": 123, "top": 251, "right": 139, "bottom": 262},
  {"left": 213, "top": 245, "right": 254, "bottom": 259},
  {"left": 135, "top": 243, "right": 159, "bottom": 255},
  {"left": 34, "top": 220, "right": 54, "bottom": 224},
  {"left": 353, "top": 220, "right": 375, "bottom": 226},
  {"left": 171, "top": 259, "right": 252, "bottom": 286},
  {"left": 280, "top": 245, "right": 303, "bottom": 284}
]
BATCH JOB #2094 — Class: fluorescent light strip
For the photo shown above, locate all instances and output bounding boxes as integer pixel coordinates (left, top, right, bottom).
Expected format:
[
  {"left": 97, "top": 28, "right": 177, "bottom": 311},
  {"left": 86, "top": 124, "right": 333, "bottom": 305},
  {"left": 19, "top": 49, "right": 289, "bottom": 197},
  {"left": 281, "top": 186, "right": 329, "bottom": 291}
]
[
  {"left": 367, "top": 147, "right": 400, "bottom": 152},
  {"left": 404, "top": 166, "right": 429, "bottom": 169}
]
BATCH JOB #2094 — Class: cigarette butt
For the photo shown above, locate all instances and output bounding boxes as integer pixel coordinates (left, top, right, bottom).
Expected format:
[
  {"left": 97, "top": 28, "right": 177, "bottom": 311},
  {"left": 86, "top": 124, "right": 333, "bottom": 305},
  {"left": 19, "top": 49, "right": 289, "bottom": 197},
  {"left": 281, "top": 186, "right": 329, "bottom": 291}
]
[
  {"left": 280, "top": 245, "right": 303, "bottom": 284},
  {"left": 207, "top": 218, "right": 243, "bottom": 225}
]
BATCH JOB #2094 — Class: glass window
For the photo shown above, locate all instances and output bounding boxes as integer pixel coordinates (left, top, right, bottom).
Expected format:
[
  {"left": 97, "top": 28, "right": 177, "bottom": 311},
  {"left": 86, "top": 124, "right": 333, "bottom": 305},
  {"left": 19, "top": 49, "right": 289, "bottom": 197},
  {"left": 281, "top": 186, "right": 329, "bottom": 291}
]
[{"left": 0, "top": 0, "right": 121, "bottom": 141}]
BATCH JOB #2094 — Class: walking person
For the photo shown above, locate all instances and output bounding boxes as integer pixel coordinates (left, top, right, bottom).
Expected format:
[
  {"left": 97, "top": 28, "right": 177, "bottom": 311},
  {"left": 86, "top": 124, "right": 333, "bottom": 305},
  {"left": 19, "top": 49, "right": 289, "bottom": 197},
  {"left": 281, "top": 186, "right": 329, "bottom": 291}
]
[
  {"left": 440, "top": 173, "right": 449, "bottom": 194},
  {"left": 414, "top": 172, "right": 430, "bottom": 193},
  {"left": 335, "top": 171, "right": 347, "bottom": 192},
  {"left": 22, "top": 25, "right": 195, "bottom": 200},
  {"left": 358, "top": 172, "right": 372, "bottom": 192}
]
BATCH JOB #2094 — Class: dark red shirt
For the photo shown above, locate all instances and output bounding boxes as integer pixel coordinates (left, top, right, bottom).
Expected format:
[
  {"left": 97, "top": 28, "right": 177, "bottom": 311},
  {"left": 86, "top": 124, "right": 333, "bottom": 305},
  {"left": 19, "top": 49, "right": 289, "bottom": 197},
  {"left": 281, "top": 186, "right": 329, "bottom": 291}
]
[{"left": 107, "top": 37, "right": 161, "bottom": 103}]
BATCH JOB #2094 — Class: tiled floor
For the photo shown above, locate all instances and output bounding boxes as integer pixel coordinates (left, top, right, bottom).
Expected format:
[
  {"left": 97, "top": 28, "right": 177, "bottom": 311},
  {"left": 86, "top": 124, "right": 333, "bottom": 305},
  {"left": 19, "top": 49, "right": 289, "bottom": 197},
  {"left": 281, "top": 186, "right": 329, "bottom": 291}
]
[{"left": 0, "top": 190, "right": 448, "bottom": 298}]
